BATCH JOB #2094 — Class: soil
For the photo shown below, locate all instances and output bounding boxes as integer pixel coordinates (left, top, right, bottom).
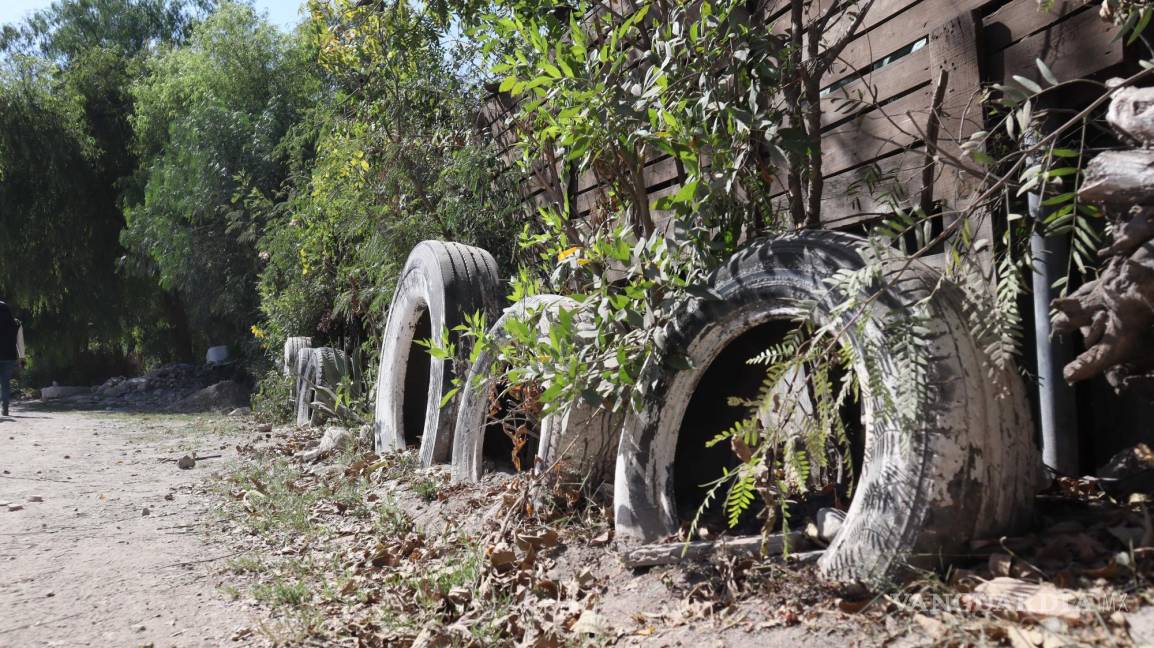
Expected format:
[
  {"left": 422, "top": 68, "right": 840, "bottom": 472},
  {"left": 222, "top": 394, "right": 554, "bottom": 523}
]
[
  {"left": 0, "top": 403, "right": 254, "bottom": 647},
  {"left": 6, "top": 403, "right": 1154, "bottom": 647}
]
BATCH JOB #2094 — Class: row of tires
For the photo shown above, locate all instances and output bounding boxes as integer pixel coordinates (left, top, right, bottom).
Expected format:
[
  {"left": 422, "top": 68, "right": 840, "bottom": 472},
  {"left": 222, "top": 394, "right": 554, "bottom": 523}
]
[{"left": 287, "top": 234, "right": 1040, "bottom": 585}]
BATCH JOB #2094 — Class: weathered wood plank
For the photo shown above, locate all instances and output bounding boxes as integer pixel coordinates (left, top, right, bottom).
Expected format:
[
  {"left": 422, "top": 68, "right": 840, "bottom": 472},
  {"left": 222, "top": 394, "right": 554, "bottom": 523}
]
[
  {"left": 820, "top": 43, "right": 930, "bottom": 129},
  {"left": 768, "top": 147, "right": 930, "bottom": 228},
  {"left": 822, "top": 0, "right": 987, "bottom": 89},
  {"left": 982, "top": 0, "right": 1084, "bottom": 53},
  {"left": 929, "top": 12, "right": 985, "bottom": 198},
  {"left": 820, "top": 82, "right": 934, "bottom": 177},
  {"left": 996, "top": 7, "right": 1123, "bottom": 84}
]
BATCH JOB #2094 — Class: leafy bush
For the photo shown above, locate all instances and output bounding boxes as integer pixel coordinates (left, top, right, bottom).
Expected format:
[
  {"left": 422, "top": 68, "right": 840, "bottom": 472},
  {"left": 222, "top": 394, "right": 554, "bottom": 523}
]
[{"left": 252, "top": 368, "right": 294, "bottom": 425}]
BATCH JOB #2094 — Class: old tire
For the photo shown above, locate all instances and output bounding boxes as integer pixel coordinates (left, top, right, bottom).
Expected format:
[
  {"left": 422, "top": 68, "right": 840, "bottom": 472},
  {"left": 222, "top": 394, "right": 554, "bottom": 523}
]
[
  {"left": 452, "top": 295, "right": 622, "bottom": 488},
  {"left": 373, "top": 241, "right": 502, "bottom": 465},
  {"left": 296, "top": 347, "right": 350, "bottom": 427},
  {"left": 284, "top": 336, "right": 313, "bottom": 402},
  {"left": 613, "top": 230, "right": 1038, "bottom": 585},
  {"left": 283, "top": 337, "right": 313, "bottom": 376}
]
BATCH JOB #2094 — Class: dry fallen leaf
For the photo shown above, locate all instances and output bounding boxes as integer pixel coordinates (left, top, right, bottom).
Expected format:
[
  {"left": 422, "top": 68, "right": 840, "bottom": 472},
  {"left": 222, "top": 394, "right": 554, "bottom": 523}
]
[
  {"left": 967, "top": 577, "right": 1084, "bottom": 623},
  {"left": 913, "top": 613, "right": 945, "bottom": 640},
  {"left": 570, "top": 609, "right": 613, "bottom": 636},
  {"left": 1006, "top": 625, "right": 1042, "bottom": 648}
]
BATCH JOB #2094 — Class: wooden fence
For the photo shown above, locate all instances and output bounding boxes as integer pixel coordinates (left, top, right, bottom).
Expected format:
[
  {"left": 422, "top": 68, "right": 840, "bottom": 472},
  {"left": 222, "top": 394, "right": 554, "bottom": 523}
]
[{"left": 480, "top": 0, "right": 1129, "bottom": 237}]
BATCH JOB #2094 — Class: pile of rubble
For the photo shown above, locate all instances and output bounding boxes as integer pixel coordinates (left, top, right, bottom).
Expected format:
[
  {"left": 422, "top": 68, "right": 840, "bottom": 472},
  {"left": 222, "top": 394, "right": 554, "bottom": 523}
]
[{"left": 44, "top": 363, "right": 253, "bottom": 413}]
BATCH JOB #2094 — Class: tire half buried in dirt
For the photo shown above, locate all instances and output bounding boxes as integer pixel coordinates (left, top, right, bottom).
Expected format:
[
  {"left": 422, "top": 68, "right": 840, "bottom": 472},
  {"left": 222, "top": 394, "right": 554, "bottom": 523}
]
[
  {"left": 451, "top": 294, "right": 621, "bottom": 487},
  {"left": 613, "top": 231, "right": 1038, "bottom": 585},
  {"left": 296, "top": 347, "right": 351, "bottom": 426},
  {"left": 284, "top": 336, "right": 313, "bottom": 402},
  {"left": 374, "top": 241, "right": 501, "bottom": 465}
]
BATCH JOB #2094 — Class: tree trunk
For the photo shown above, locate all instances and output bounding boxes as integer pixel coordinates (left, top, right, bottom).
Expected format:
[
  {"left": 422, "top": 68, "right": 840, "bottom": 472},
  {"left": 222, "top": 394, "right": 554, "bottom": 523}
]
[{"left": 1050, "top": 93, "right": 1154, "bottom": 392}]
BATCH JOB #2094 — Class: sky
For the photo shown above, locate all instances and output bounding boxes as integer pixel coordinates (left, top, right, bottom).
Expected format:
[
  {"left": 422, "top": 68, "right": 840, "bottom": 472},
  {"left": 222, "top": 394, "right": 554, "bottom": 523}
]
[{"left": 0, "top": 0, "right": 308, "bottom": 31}]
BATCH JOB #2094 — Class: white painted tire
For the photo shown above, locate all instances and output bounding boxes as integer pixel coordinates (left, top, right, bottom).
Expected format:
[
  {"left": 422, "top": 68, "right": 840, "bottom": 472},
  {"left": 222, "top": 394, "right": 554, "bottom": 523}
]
[
  {"left": 284, "top": 336, "right": 313, "bottom": 403},
  {"left": 373, "top": 241, "right": 501, "bottom": 465},
  {"left": 296, "top": 347, "right": 350, "bottom": 427},
  {"left": 613, "top": 231, "right": 1039, "bottom": 585},
  {"left": 283, "top": 337, "right": 313, "bottom": 376},
  {"left": 451, "top": 295, "right": 623, "bottom": 488}
]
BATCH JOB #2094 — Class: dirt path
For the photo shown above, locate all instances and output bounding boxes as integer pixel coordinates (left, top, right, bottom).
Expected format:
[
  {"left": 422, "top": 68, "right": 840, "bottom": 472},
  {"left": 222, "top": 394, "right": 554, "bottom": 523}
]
[{"left": 0, "top": 405, "right": 253, "bottom": 647}]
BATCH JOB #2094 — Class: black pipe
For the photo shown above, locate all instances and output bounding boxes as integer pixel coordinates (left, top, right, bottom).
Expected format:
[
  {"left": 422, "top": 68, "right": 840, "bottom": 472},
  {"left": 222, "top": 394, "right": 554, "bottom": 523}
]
[{"left": 1027, "top": 192, "right": 1080, "bottom": 476}]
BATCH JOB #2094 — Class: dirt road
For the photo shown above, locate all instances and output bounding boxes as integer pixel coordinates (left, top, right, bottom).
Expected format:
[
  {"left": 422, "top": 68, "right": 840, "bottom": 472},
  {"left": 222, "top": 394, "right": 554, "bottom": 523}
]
[{"left": 0, "top": 404, "right": 253, "bottom": 647}]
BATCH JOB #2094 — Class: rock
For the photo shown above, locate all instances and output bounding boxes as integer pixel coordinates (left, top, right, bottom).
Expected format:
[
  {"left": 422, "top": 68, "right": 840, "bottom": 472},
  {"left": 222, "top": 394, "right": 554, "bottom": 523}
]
[
  {"left": 27, "top": 496, "right": 43, "bottom": 503},
  {"left": 177, "top": 455, "right": 196, "bottom": 470},
  {"left": 570, "top": 610, "right": 613, "bottom": 636},
  {"left": 297, "top": 427, "right": 353, "bottom": 463},
  {"left": 8, "top": 504, "right": 23, "bottom": 512},
  {"left": 254, "top": 423, "right": 273, "bottom": 433},
  {"left": 816, "top": 507, "right": 846, "bottom": 543},
  {"left": 227, "top": 407, "right": 252, "bottom": 417},
  {"left": 141, "top": 507, "right": 151, "bottom": 516},
  {"left": 94, "top": 377, "right": 148, "bottom": 399}
]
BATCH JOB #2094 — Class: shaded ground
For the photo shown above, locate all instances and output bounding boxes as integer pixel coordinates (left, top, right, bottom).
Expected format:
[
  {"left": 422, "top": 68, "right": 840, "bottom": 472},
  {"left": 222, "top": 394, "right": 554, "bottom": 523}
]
[{"left": 0, "top": 404, "right": 254, "bottom": 647}]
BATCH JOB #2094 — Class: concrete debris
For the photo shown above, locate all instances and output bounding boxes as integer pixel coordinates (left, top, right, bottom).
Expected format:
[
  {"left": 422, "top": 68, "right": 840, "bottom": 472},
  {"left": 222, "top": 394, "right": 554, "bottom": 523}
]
[
  {"left": 40, "top": 385, "right": 93, "bottom": 400},
  {"left": 297, "top": 427, "right": 353, "bottom": 463}
]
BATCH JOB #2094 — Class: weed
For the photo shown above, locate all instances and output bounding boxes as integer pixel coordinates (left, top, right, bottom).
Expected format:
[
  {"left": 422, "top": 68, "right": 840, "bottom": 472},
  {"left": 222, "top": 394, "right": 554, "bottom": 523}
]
[
  {"left": 227, "top": 556, "right": 265, "bottom": 574},
  {"left": 414, "top": 476, "right": 439, "bottom": 502},
  {"left": 252, "top": 578, "right": 310, "bottom": 607},
  {"left": 219, "top": 584, "right": 240, "bottom": 601}
]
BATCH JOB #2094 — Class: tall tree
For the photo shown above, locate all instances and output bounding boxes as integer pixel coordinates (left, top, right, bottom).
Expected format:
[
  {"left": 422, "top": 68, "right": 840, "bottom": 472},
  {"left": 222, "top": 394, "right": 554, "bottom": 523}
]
[
  {"left": 123, "top": 1, "right": 318, "bottom": 346},
  {"left": 0, "top": 0, "right": 212, "bottom": 382}
]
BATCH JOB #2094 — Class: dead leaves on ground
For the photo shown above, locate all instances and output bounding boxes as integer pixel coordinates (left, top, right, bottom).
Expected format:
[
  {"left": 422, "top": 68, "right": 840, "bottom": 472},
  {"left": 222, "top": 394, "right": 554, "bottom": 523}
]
[
  {"left": 222, "top": 427, "right": 1154, "bottom": 647},
  {"left": 222, "top": 430, "right": 614, "bottom": 647}
]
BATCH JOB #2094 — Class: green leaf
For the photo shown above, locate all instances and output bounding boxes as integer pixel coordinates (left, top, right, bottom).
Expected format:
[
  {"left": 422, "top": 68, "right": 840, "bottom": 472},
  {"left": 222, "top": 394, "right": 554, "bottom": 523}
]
[
  {"left": 1035, "top": 58, "right": 1059, "bottom": 86},
  {"left": 1012, "top": 75, "right": 1043, "bottom": 95},
  {"left": 439, "top": 386, "right": 460, "bottom": 409},
  {"left": 1128, "top": 8, "right": 1152, "bottom": 45}
]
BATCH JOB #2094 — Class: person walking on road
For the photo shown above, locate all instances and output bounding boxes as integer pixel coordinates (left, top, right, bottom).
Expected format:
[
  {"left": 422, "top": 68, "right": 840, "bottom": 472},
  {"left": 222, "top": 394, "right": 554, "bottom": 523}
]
[{"left": 0, "top": 300, "right": 25, "bottom": 417}]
